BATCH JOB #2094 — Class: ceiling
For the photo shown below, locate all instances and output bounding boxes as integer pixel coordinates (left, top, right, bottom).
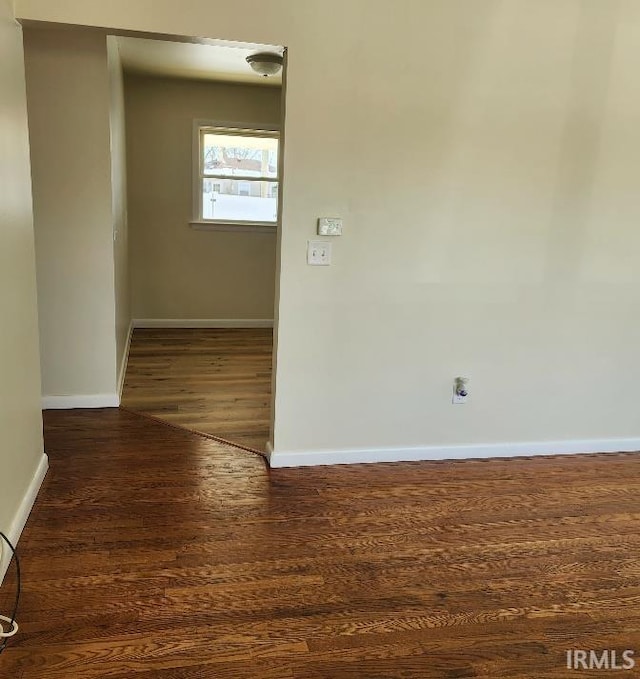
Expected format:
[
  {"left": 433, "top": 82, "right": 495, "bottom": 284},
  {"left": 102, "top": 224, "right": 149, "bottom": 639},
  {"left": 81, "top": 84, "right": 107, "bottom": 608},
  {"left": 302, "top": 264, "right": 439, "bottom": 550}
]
[{"left": 116, "top": 36, "right": 283, "bottom": 87}]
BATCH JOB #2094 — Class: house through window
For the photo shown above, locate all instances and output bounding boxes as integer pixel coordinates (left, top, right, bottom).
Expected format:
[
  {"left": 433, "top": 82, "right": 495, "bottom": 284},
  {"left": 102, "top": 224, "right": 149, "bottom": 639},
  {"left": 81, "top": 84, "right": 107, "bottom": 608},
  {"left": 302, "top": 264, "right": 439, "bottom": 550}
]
[{"left": 196, "top": 125, "right": 279, "bottom": 225}]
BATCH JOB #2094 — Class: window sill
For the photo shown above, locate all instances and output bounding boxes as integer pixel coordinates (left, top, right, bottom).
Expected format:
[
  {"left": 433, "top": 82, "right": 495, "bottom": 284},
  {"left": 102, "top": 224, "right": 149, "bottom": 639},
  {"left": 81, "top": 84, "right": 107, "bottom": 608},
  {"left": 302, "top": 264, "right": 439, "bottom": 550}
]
[{"left": 189, "top": 221, "right": 277, "bottom": 234}]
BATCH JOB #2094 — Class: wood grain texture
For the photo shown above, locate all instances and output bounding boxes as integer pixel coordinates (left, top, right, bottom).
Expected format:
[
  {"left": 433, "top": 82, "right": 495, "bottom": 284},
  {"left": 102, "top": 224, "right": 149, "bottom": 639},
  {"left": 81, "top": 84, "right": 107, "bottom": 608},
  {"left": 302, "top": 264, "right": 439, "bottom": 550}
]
[
  {"left": 121, "top": 328, "right": 273, "bottom": 452},
  {"left": 2, "top": 408, "right": 640, "bottom": 677}
]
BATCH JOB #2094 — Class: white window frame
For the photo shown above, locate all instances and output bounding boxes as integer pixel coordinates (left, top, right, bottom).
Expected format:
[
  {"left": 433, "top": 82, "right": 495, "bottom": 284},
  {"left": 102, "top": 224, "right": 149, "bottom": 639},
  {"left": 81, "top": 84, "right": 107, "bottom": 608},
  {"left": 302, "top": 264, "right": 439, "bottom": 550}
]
[{"left": 191, "top": 120, "right": 280, "bottom": 232}]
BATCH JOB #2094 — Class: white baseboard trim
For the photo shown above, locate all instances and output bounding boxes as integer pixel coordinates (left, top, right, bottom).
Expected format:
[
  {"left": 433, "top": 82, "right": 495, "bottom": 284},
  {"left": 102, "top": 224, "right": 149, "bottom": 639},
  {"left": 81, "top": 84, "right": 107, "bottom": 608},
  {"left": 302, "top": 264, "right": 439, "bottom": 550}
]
[
  {"left": 266, "top": 440, "right": 274, "bottom": 462},
  {"left": 269, "top": 437, "right": 640, "bottom": 468},
  {"left": 133, "top": 318, "right": 274, "bottom": 329},
  {"left": 1, "top": 452, "right": 49, "bottom": 583},
  {"left": 42, "top": 393, "right": 120, "bottom": 410},
  {"left": 117, "top": 319, "right": 134, "bottom": 399}
]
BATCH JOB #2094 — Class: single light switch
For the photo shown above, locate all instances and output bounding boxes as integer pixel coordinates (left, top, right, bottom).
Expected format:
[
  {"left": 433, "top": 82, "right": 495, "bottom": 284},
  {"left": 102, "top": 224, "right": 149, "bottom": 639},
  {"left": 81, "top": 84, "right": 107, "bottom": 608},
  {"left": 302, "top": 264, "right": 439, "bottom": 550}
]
[
  {"left": 307, "top": 240, "right": 332, "bottom": 265},
  {"left": 318, "top": 217, "right": 343, "bottom": 236}
]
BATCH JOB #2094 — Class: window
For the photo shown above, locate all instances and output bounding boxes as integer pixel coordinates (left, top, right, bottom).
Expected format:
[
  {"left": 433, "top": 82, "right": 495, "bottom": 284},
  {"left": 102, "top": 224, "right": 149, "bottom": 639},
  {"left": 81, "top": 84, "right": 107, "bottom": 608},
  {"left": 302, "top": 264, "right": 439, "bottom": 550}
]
[{"left": 195, "top": 124, "right": 279, "bottom": 226}]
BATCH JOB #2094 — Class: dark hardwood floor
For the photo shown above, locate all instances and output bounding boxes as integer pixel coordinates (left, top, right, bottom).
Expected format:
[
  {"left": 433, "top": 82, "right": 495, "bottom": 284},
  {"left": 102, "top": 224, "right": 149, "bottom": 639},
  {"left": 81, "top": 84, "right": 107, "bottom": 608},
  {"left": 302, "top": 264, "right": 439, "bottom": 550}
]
[
  {"left": 2, "top": 408, "right": 640, "bottom": 677},
  {"left": 121, "top": 328, "right": 273, "bottom": 452}
]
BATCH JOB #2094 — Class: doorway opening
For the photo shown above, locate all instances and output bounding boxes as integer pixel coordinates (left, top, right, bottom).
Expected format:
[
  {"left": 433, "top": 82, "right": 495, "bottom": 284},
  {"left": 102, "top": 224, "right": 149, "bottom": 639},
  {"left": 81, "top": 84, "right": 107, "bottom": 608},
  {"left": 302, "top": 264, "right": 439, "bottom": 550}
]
[
  {"left": 23, "top": 24, "right": 286, "bottom": 454},
  {"left": 117, "top": 35, "right": 285, "bottom": 453}
]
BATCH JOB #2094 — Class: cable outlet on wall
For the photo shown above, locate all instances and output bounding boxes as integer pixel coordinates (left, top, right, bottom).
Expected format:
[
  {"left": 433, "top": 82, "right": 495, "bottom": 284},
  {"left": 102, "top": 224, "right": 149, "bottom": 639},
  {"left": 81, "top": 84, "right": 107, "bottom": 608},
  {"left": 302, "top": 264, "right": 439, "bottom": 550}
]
[{"left": 452, "top": 377, "right": 469, "bottom": 404}]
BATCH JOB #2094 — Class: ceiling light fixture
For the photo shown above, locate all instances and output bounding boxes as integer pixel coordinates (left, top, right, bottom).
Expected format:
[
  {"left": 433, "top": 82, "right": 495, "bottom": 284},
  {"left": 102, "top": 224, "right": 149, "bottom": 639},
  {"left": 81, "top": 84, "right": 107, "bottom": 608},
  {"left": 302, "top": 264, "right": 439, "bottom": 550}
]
[{"left": 246, "top": 52, "right": 283, "bottom": 77}]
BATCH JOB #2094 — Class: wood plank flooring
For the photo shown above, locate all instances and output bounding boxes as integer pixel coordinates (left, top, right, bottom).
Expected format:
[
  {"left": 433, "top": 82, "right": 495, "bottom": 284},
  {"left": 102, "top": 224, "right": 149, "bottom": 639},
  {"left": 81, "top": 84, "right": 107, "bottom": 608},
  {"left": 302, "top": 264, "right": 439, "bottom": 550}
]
[
  {"left": 121, "top": 328, "right": 273, "bottom": 452},
  {"left": 2, "top": 408, "right": 640, "bottom": 677}
]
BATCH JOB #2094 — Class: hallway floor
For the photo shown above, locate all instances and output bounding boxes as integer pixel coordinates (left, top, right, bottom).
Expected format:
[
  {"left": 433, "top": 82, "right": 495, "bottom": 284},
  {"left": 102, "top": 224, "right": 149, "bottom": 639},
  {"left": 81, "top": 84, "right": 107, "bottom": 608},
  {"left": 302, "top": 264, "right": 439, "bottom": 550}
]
[
  {"left": 121, "top": 327, "right": 273, "bottom": 452},
  {"left": 2, "top": 408, "right": 640, "bottom": 677}
]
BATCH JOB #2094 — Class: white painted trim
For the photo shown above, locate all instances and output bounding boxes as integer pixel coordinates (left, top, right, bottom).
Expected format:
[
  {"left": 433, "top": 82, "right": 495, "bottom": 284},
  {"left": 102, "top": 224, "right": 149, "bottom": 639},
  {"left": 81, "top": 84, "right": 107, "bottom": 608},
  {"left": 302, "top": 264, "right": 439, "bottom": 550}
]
[
  {"left": 117, "top": 319, "right": 134, "bottom": 399},
  {"left": 269, "top": 438, "right": 640, "bottom": 468},
  {"left": 266, "top": 440, "right": 274, "bottom": 462},
  {"left": 0, "top": 453, "right": 49, "bottom": 583},
  {"left": 133, "top": 318, "right": 274, "bottom": 329},
  {"left": 42, "top": 394, "right": 120, "bottom": 410},
  {"left": 190, "top": 222, "right": 277, "bottom": 234}
]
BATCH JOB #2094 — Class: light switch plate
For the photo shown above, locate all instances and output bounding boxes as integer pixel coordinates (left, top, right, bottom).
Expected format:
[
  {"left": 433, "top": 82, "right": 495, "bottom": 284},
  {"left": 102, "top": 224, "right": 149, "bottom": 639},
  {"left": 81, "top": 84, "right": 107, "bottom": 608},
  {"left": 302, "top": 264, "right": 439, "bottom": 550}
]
[
  {"left": 318, "top": 217, "right": 343, "bottom": 236},
  {"left": 307, "top": 240, "right": 332, "bottom": 265}
]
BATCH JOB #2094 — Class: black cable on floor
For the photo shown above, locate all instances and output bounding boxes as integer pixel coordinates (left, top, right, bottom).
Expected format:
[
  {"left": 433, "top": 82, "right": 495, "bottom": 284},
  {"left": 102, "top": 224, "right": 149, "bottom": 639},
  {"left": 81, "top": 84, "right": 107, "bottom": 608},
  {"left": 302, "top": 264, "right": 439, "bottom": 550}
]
[{"left": 0, "top": 531, "right": 20, "bottom": 656}]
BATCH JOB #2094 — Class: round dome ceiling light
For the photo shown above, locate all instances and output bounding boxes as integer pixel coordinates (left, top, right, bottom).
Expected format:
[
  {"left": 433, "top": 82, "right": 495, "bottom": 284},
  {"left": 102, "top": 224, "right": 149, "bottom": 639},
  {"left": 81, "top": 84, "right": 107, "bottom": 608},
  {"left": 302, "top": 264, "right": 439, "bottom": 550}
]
[{"left": 246, "top": 52, "right": 283, "bottom": 77}]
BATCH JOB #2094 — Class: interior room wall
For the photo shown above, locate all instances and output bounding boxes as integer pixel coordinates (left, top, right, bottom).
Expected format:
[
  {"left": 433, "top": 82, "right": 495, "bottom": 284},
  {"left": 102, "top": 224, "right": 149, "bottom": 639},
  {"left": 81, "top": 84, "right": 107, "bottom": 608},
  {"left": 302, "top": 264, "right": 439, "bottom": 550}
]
[
  {"left": 23, "top": 26, "right": 121, "bottom": 404},
  {"left": 107, "top": 37, "right": 132, "bottom": 392},
  {"left": 14, "top": 0, "right": 640, "bottom": 463},
  {"left": 0, "top": 0, "right": 46, "bottom": 574},
  {"left": 124, "top": 73, "right": 281, "bottom": 321}
]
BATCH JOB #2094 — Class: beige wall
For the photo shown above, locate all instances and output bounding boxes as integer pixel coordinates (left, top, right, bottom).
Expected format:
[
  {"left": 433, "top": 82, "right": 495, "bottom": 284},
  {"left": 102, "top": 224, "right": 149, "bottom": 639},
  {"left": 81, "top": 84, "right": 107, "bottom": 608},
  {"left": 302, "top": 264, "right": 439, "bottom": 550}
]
[
  {"left": 125, "top": 74, "right": 280, "bottom": 320},
  {"left": 107, "top": 37, "right": 131, "bottom": 387},
  {"left": 23, "top": 26, "right": 121, "bottom": 401},
  {"left": 0, "top": 0, "right": 44, "bottom": 537},
  {"left": 14, "top": 1, "right": 640, "bottom": 459}
]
